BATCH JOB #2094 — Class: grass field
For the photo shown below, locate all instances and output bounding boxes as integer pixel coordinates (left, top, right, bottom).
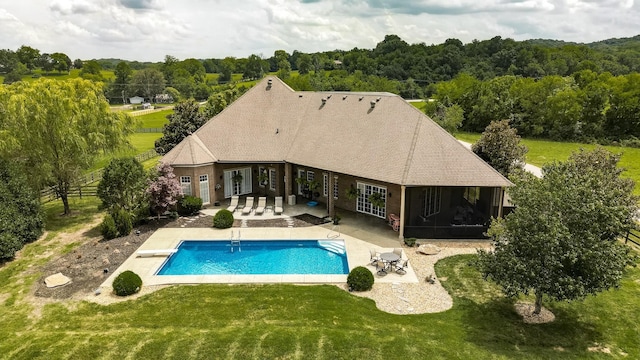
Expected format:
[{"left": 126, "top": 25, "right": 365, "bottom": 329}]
[
  {"left": 88, "top": 133, "right": 162, "bottom": 171},
  {"left": 0, "top": 223, "right": 637, "bottom": 360},
  {"left": 136, "top": 109, "right": 172, "bottom": 128},
  {"left": 455, "top": 132, "right": 640, "bottom": 195}
]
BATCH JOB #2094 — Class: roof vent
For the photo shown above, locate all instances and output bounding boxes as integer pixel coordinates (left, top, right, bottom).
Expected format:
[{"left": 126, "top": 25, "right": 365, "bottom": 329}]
[
  {"left": 267, "top": 78, "right": 273, "bottom": 90},
  {"left": 321, "top": 98, "right": 327, "bottom": 104},
  {"left": 327, "top": 94, "right": 332, "bottom": 99},
  {"left": 299, "top": 94, "right": 303, "bottom": 98},
  {"left": 376, "top": 97, "right": 381, "bottom": 102},
  {"left": 343, "top": 95, "right": 348, "bottom": 100},
  {"left": 370, "top": 100, "right": 376, "bottom": 109},
  {"left": 359, "top": 96, "right": 364, "bottom": 101}
]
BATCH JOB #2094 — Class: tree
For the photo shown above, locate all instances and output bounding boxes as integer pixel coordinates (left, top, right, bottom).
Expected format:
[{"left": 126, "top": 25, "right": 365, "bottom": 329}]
[
  {"left": 243, "top": 54, "right": 265, "bottom": 80},
  {"left": 274, "top": 50, "right": 291, "bottom": 79},
  {"left": 427, "top": 102, "right": 464, "bottom": 134},
  {"left": 50, "top": 52, "right": 71, "bottom": 73},
  {"left": 0, "top": 49, "right": 18, "bottom": 73},
  {"left": 296, "top": 53, "right": 312, "bottom": 75},
  {"left": 0, "top": 159, "right": 44, "bottom": 260},
  {"left": 155, "top": 99, "right": 207, "bottom": 154},
  {"left": 477, "top": 147, "right": 638, "bottom": 315},
  {"left": 3, "top": 63, "right": 27, "bottom": 84},
  {"left": 97, "top": 157, "right": 147, "bottom": 213},
  {"left": 113, "top": 61, "right": 133, "bottom": 103},
  {"left": 16, "top": 45, "right": 40, "bottom": 70},
  {"left": 73, "top": 58, "right": 83, "bottom": 69},
  {"left": 472, "top": 119, "right": 527, "bottom": 177},
  {"left": 130, "top": 68, "right": 166, "bottom": 101},
  {"left": 80, "top": 60, "right": 104, "bottom": 81},
  {"left": 147, "top": 163, "right": 182, "bottom": 219},
  {"left": 0, "top": 79, "right": 138, "bottom": 215}
]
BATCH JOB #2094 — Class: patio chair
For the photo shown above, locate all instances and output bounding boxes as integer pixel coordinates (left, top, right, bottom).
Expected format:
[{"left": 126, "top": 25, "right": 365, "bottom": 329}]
[
  {"left": 241, "top": 197, "right": 254, "bottom": 215},
  {"left": 274, "top": 196, "right": 283, "bottom": 215},
  {"left": 392, "top": 248, "right": 403, "bottom": 258},
  {"left": 375, "top": 259, "right": 387, "bottom": 276},
  {"left": 369, "top": 248, "right": 380, "bottom": 265},
  {"left": 394, "top": 259, "right": 409, "bottom": 275},
  {"left": 227, "top": 195, "right": 239, "bottom": 212},
  {"left": 254, "top": 197, "right": 267, "bottom": 215}
]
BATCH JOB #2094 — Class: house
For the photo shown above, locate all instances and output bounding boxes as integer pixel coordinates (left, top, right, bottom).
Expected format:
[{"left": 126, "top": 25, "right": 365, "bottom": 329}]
[
  {"left": 129, "top": 96, "right": 144, "bottom": 104},
  {"left": 162, "top": 77, "right": 512, "bottom": 239}
]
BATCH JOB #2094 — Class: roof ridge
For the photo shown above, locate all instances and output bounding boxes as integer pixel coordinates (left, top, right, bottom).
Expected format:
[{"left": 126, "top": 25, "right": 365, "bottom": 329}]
[{"left": 401, "top": 113, "right": 422, "bottom": 184}]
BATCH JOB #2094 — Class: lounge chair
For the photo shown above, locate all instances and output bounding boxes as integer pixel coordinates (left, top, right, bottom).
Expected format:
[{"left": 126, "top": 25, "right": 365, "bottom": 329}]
[
  {"left": 254, "top": 197, "right": 267, "bottom": 215},
  {"left": 274, "top": 196, "right": 283, "bottom": 215},
  {"left": 227, "top": 196, "right": 239, "bottom": 212},
  {"left": 241, "top": 197, "right": 254, "bottom": 215}
]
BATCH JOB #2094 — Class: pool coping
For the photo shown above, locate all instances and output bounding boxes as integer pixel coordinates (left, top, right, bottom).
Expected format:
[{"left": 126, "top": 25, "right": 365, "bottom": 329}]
[{"left": 100, "top": 227, "right": 419, "bottom": 287}]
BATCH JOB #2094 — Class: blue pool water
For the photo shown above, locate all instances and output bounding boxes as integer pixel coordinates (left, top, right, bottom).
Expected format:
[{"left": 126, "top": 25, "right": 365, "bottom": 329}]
[{"left": 156, "top": 240, "right": 349, "bottom": 275}]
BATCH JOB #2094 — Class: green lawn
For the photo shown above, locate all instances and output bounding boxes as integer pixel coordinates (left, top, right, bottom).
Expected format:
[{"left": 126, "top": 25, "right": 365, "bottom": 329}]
[
  {"left": 135, "top": 109, "right": 172, "bottom": 128},
  {"left": 456, "top": 132, "right": 640, "bottom": 195},
  {"left": 88, "top": 133, "right": 162, "bottom": 171},
  {"left": 0, "top": 238, "right": 637, "bottom": 360}
]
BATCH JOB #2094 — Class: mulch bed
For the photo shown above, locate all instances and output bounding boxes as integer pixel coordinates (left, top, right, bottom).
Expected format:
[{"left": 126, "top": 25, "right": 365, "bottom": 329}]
[{"left": 33, "top": 212, "right": 329, "bottom": 300}]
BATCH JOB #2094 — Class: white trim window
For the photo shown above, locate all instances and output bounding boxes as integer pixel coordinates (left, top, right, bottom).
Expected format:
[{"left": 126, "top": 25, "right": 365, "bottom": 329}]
[
  {"left": 269, "top": 168, "right": 276, "bottom": 191},
  {"left": 333, "top": 176, "right": 339, "bottom": 199},
  {"left": 423, "top": 187, "right": 441, "bottom": 218},
  {"left": 180, "top": 176, "right": 192, "bottom": 196},
  {"left": 356, "top": 182, "right": 386, "bottom": 218},
  {"left": 323, "top": 173, "right": 328, "bottom": 197},
  {"left": 307, "top": 170, "right": 315, "bottom": 182},
  {"left": 199, "top": 174, "right": 210, "bottom": 205}
]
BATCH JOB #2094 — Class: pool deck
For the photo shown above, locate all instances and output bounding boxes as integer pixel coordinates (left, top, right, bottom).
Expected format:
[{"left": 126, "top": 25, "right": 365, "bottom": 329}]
[{"left": 100, "top": 226, "right": 419, "bottom": 288}]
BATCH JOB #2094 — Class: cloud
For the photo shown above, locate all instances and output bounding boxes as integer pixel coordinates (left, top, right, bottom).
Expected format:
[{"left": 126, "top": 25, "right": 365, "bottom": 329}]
[
  {"left": 117, "top": 0, "right": 162, "bottom": 10},
  {"left": 50, "top": 0, "right": 100, "bottom": 15}
]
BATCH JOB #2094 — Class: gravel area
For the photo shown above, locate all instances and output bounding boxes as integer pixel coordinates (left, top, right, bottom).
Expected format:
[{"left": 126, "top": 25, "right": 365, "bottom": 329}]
[{"left": 344, "top": 243, "right": 489, "bottom": 315}]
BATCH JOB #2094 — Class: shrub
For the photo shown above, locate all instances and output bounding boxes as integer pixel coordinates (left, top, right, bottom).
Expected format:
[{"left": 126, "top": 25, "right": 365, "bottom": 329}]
[
  {"left": 347, "top": 266, "right": 374, "bottom": 291},
  {"left": 0, "top": 233, "right": 23, "bottom": 260},
  {"left": 111, "top": 208, "right": 133, "bottom": 237},
  {"left": 112, "top": 270, "right": 142, "bottom": 296},
  {"left": 100, "top": 214, "right": 118, "bottom": 240},
  {"left": 177, "top": 195, "right": 203, "bottom": 216},
  {"left": 404, "top": 238, "right": 417, "bottom": 247},
  {"left": 213, "top": 209, "right": 234, "bottom": 229}
]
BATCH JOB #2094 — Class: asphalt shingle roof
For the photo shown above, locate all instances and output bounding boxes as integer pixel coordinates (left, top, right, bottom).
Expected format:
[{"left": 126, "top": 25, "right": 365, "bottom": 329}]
[{"left": 162, "top": 77, "right": 511, "bottom": 187}]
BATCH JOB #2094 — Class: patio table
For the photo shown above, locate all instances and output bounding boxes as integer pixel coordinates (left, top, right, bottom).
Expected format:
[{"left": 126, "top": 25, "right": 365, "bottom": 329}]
[{"left": 380, "top": 252, "right": 400, "bottom": 270}]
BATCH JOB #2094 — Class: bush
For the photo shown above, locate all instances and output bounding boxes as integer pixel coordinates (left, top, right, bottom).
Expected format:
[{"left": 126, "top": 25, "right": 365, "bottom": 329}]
[
  {"left": 404, "top": 238, "right": 417, "bottom": 247},
  {"left": 100, "top": 214, "right": 118, "bottom": 240},
  {"left": 177, "top": 195, "right": 203, "bottom": 216},
  {"left": 111, "top": 208, "right": 133, "bottom": 237},
  {"left": 112, "top": 270, "right": 142, "bottom": 296},
  {"left": 347, "top": 266, "right": 374, "bottom": 291},
  {"left": 0, "top": 233, "right": 23, "bottom": 260},
  {"left": 213, "top": 209, "right": 234, "bottom": 229}
]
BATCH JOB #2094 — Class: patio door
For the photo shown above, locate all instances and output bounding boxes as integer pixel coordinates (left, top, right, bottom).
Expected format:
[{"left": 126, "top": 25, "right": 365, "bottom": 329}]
[
  {"left": 199, "top": 175, "right": 210, "bottom": 205},
  {"left": 223, "top": 168, "right": 252, "bottom": 198},
  {"left": 356, "top": 182, "right": 387, "bottom": 219}
]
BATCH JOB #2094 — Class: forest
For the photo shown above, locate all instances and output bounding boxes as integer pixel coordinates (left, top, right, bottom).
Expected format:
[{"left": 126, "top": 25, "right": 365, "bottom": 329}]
[{"left": 1, "top": 34, "right": 639, "bottom": 142}]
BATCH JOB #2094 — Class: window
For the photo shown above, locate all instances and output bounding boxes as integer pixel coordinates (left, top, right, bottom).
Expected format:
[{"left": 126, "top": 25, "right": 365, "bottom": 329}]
[
  {"left": 199, "top": 175, "right": 210, "bottom": 204},
  {"left": 306, "top": 170, "right": 315, "bottom": 182},
  {"left": 356, "top": 182, "right": 386, "bottom": 218},
  {"left": 323, "top": 173, "right": 328, "bottom": 197},
  {"left": 333, "top": 176, "right": 339, "bottom": 199},
  {"left": 423, "top": 187, "right": 441, "bottom": 218},
  {"left": 269, "top": 169, "right": 276, "bottom": 191},
  {"left": 464, "top": 187, "right": 480, "bottom": 205},
  {"left": 180, "top": 176, "right": 192, "bottom": 196}
]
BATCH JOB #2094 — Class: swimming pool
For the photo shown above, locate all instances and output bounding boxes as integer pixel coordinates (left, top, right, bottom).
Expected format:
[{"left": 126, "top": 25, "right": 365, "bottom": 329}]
[{"left": 156, "top": 240, "right": 349, "bottom": 275}]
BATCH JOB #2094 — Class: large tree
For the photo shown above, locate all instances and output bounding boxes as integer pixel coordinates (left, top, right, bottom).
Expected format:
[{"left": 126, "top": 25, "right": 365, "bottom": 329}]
[
  {"left": 472, "top": 119, "right": 527, "bottom": 177},
  {"left": 477, "top": 147, "right": 638, "bottom": 315},
  {"left": 154, "top": 99, "right": 207, "bottom": 155},
  {"left": 0, "top": 79, "right": 138, "bottom": 215},
  {"left": 130, "top": 68, "right": 166, "bottom": 101},
  {"left": 16, "top": 45, "right": 40, "bottom": 70}
]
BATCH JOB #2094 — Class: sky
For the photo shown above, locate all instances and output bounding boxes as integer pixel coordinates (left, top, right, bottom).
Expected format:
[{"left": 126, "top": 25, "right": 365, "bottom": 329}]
[{"left": 1, "top": 0, "right": 638, "bottom": 62}]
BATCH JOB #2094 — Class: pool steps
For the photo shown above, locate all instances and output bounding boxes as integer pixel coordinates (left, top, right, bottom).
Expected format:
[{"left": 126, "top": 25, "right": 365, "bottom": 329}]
[{"left": 317, "top": 240, "right": 345, "bottom": 255}]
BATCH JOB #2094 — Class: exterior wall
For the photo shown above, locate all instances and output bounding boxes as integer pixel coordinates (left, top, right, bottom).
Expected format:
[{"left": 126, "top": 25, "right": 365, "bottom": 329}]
[
  {"left": 291, "top": 164, "right": 401, "bottom": 220},
  {"left": 214, "top": 163, "right": 286, "bottom": 200},
  {"left": 171, "top": 164, "right": 215, "bottom": 205}
]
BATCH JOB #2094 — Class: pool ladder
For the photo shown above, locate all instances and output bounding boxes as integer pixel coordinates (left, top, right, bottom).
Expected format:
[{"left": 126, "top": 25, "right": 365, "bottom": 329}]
[{"left": 230, "top": 240, "right": 241, "bottom": 253}]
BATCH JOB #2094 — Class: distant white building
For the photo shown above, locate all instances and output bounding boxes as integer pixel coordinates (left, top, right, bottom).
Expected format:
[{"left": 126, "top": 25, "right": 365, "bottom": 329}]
[{"left": 129, "top": 96, "right": 144, "bottom": 104}]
